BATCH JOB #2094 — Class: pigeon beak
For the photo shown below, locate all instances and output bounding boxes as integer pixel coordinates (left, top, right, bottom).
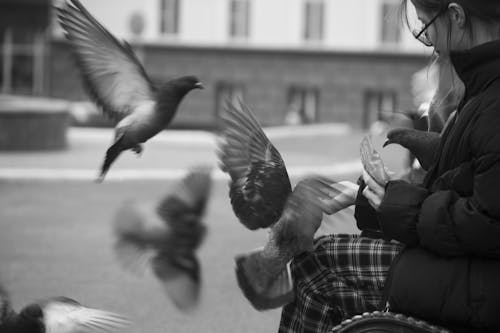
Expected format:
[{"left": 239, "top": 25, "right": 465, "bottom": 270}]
[
  {"left": 194, "top": 82, "right": 204, "bottom": 89},
  {"left": 382, "top": 139, "right": 391, "bottom": 148}
]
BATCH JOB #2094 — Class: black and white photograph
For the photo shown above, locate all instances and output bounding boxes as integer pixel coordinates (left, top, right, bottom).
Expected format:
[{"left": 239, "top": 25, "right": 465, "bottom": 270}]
[{"left": 1, "top": 0, "right": 499, "bottom": 332}]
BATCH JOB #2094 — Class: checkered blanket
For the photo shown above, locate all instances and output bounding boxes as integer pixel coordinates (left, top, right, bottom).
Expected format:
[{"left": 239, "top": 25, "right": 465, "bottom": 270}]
[{"left": 279, "top": 234, "right": 403, "bottom": 333}]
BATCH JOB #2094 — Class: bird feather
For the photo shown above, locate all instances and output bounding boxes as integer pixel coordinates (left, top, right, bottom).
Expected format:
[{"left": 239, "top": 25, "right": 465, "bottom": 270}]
[
  {"left": 218, "top": 98, "right": 292, "bottom": 230},
  {"left": 56, "top": 0, "right": 154, "bottom": 121},
  {"left": 152, "top": 253, "right": 201, "bottom": 311},
  {"left": 156, "top": 167, "right": 212, "bottom": 224},
  {"left": 43, "top": 299, "right": 130, "bottom": 333},
  {"left": 113, "top": 167, "right": 212, "bottom": 311}
]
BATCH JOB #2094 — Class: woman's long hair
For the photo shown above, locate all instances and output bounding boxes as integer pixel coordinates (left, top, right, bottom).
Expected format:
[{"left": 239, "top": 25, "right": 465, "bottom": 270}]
[
  {"left": 401, "top": 0, "right": 469, "bottom": 132},
  {"left": 427, "top": 56, "right": 464, "bottom": 132}
]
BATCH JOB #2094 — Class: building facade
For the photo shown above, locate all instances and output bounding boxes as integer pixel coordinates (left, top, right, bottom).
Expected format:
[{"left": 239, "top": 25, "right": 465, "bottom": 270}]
[
  {"left": 3, "top": 0, "right": 431, "bottom": 128},
  {"left": 52, "top": 0, "right": 426, "bottom": 53}
]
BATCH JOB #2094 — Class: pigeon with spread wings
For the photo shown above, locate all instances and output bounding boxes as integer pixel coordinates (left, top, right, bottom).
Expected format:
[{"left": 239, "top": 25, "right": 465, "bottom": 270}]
[
  {"left": 218, "top": 99, "right": 354, "bottom": 230},
  {"left": 56, "top": 0, "right": 203, "bottom": 182},
  {"left": 218, "top": 98, "right": 292, "bottom": 230},
  {"left": 0, "top": 284, "right": 129, "bottom": 333},
  {"left": 113, "top": 167, "right": 212, "bottom": 311},
  {"left": 218, "top": 99, "right": 359, "bottom": 310}
]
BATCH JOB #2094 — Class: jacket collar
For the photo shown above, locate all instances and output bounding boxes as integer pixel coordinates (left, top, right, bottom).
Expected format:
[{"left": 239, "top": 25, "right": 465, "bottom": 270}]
[{"left": 450, "top": 40, "right": 500, "bottom": 101}]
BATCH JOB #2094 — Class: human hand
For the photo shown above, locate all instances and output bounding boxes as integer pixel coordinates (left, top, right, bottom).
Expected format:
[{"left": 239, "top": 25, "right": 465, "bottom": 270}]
[
  {"left": 360, "top": 135, "right": 390, "bottom": 187},
  {"left": 362, "top": 170, "right": 386, "bottom": 210}
]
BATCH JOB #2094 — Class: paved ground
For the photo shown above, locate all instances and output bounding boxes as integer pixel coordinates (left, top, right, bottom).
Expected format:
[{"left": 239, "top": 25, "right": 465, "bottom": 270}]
[
  {"left": 0, "top": 125, "right": 408, "bottom": 180},
  {"left": 0, "top": 124, "right": 410, "bottom": 333},
  {"left": 0, "top": 125, "right": 363, "bottom": 180}
]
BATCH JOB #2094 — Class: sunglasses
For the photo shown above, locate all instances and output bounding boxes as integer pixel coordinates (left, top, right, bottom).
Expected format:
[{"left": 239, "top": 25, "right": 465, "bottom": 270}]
[{"left": 412, "top": 6, "right": 448, "bottom": 46}]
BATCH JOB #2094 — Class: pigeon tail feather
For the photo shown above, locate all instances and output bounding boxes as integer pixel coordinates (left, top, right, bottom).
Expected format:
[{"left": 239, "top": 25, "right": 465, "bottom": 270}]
[{"left": 97, "top": 136, "right": 124, "bottom": 182}]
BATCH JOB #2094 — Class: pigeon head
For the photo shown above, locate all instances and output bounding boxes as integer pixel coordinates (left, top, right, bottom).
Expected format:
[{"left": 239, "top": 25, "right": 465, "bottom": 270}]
[
  {"left": 19, "top": 304, "right": 43, "bottom": 321},
  {"left": 155, "top": 75, "right": 204, "bottom": 115},
  {"left": 383, "top": 127, "right": 440, "bottom": 170},
  {"left": 383, "top": 127, "right": 409, "bottom": 148},
  {"left": 17, "top": 304, "right": 44, "bottom": 333},
  {"left": 158, "top": 76, "right": 203, "bottom": 104},
  {"left": 173, "top": 76, "right": 204, "bottom": 93}
]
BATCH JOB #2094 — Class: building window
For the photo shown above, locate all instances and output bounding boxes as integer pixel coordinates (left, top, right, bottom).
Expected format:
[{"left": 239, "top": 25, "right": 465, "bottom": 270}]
[
  {"left": 160, "top": 0, "right": 180, "bottom": 35},
  {"left": 285, "top": 86, "right": 320, "bottom": 125},
  {"left": 215, "top": 82, "right": 245, "bottom": 120},
  {"left": 229, "top": 0, "right": 250, "bottom": 39},
  {"left": 363, "top": 90, "right": 398, "bottom": 129},
  {"left": 303, "top": 0, "right": 324, "bottom": 42},
  {"left": 380, "top": 1, "right": 401, "bottom": 44},
  {"left": 1, "top": 28, "right": 47, "bottom": 95}
]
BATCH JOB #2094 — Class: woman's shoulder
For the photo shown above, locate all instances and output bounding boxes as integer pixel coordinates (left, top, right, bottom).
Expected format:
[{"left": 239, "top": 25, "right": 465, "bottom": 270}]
[
  {"left": 473, "top": 79, "right": 500, "bottom": 113},
  {"left": 463, "top": 84, "right": 500, "bottom": 154}
]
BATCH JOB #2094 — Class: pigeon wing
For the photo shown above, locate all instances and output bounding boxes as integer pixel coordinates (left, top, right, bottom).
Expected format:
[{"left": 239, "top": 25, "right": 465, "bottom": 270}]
[
  {"left": 157, "top": 167, "right": 213, "bottom": 223},
  {"left": 57, "top": 0, "right": 155, "bottom": 121},
  {"left": 42, "top": 298, "right": 130, "bottom": 333},
  {"left": 113, "top": 200, "right": 167, "bottom": 274},
  {"left": 155, "top": 168, "right": 211, "bottom": 252},
  {"left": 218, "top": 99, "right": 292, "bottom": 230},
  {"left": 150, "top": 170, "right": 211, "bottom": 311},
  {"left": 152, "top": 252, "right": 201, "bottom": 311}
]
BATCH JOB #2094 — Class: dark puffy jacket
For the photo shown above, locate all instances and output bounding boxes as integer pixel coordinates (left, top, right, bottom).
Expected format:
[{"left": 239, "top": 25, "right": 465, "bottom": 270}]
[{"left": 355, "top": 40, "right": 500, "bottom": 332}]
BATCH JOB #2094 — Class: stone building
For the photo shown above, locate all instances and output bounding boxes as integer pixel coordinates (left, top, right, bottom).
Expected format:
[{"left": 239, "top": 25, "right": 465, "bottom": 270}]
[{"left": 2, "top": 0, "right": 430, "bottom": 129}]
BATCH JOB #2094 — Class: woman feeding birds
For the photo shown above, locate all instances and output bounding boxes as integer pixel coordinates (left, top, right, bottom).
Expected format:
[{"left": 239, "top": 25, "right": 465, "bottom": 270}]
[{"left": 273, "top": 1, "right": 500, "bottom": 332}]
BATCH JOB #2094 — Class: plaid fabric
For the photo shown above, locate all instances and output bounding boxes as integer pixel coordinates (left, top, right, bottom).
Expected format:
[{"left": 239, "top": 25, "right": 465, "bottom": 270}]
[{"left": 278, "top": 234, "right": 403, "bottom": 333}]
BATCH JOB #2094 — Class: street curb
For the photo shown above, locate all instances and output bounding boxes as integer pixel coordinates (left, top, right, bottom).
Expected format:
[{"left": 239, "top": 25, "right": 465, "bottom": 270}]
[
  {"left": 0, "top": 161, "right": 361, "bottom": 181},
  {"left": 69, "top": 123, "right": 352, "bottom": 144}
]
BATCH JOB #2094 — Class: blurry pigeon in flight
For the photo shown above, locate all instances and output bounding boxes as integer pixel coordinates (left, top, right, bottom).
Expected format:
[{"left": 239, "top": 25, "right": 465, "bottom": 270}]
[
  {"left": 217, "top": 98, "right": 292, "bottom": 230},
  {"left": 56, "top": 0, "right": 203, "bottom": 182},
  {"left": 0, "top": 284, "right": 130, "bottom": 333},
  {"left": 383, "top": 128, "right": 440, "bottom": 171},
  {"left": 113, "top": 167, "right": 212, "bottom": 311}
]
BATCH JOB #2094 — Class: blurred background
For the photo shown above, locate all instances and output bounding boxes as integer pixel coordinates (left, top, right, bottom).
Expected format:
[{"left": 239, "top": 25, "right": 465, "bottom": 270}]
[{"left": 0, "top": 0, "right": 434, "bottom": 332}]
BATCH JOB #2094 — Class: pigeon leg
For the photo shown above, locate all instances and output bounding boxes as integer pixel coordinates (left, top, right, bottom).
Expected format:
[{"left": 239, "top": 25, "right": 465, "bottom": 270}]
[{"left": 132, "top": 144, "right": 143, "bottom": 156}]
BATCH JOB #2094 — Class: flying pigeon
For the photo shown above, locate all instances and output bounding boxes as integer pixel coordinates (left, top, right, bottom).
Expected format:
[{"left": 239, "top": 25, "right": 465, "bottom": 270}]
[
  {"left": 218, "top": 99, "right": 360, "bottom": 308},
  {"left": 217, "top": 98, "right": 292, "bottom": 230},
  {"left": 0, "top": 284, "right": 130, "bottom": 333},
  {"left": 217, "top": 98, "right": 359, "bottom": 309},
  {"left": 113, "top": 167, "right": 212, "bottom": 311},
  {"left": 56, "top": 0, "right": 204, "bottom": 182}
]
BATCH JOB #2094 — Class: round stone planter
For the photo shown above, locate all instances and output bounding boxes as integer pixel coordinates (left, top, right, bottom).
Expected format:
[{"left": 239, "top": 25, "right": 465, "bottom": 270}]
[{"left": 0, "top": 96, "right": 70, "bottom": 151}]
